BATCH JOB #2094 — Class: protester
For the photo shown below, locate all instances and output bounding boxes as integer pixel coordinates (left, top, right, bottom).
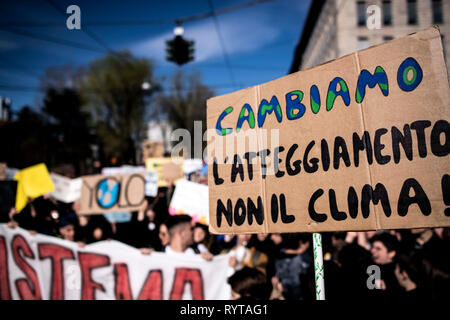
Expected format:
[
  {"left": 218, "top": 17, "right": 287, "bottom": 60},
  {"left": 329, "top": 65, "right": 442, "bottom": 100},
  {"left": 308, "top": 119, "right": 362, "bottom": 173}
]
[
  {"left": 411, "top": 228, "right": 449, "bottom": 272},
  {"left": 228, "top": 267, "right": 272, "bottom": 300},
  {"left": 158, "top": 222, "right": 170, "bottom": 250},
  {"left": 224, "top": 233, "right": 269, "bottom": 276},
  {"left": 368, "top": 233, "right": 404, "bottom": 298},
  {"left": 58, "top": 215, "right": 76, "bottom": 242},
  {"left": 85, "top": 214, "right": 114, "bottom": 244},
  {"left": 273, "top": 233, "right": 313, "bottom": 300},
  {"left": 164, "top": 214, "right": 213, "bottom": 261},
  {"left": 121, "top": 199, "right": 164, "bottom": 253},
  {"left": 248, "top": 233, "right": 279, "bottom": 279},
  {"left": 210, "top": 234, "right": 236, "bottom": 255},
  {"left": 3, "top": 165, "right": 449, "bottom": 301},
  {"left": 192, "top": 222, "right": 211, "bottom": 253}
]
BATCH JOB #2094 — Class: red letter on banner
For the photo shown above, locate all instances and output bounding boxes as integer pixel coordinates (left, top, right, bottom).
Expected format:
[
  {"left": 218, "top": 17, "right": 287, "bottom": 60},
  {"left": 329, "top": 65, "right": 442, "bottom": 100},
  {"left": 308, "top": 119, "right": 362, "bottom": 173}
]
[
  {"left": 12, "top": 235, "right": 42, "bottom": 300},
  {"left": 78, "top": 252, "right": 110, "bottom": 300},
  {"left": 169, "top": 268, "right": 204, "bottom": 300},
  {"left": 38, "top": 243, "right": 75, "bottom": 300},
  {"left": 0, "top": 236, "right": 11, "bottom": 300},
  {"left": 138, "top": 270, "right": 162, "bottom": 300},
  {"left": 113, "top": 263, "right": 133, "bottom": 300}
]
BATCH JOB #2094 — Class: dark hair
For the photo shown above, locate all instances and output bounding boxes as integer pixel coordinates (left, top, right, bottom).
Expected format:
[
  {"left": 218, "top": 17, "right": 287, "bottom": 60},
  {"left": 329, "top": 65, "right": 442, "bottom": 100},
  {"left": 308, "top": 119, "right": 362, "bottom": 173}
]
[
  {"left": 281, "top": 233, "right": 310, "bottom": 250},
  {"left": 370, "top": 232, "right": 399, "bottom": 253},
  {"left": 194, "top": 222, "right": 210, "bottom": 242},
  {"left": 228, "top": 267, "right": 271, "bottom": 300},
  {"left": 59, "top": 212, "right": 77, "bottom": 228},
  {"left": 165, "top": 214, "right": 192, "bottom": 233},
  {"left": 396, "top": 252, "right": 424, "bottom": 287}
]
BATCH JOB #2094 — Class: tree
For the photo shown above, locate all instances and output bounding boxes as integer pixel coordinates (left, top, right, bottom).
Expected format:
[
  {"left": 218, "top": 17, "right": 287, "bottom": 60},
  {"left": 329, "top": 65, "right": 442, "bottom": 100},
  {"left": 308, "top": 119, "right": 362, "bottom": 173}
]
[
  {"left": 0, "top": 106, "right": 49, "bottom": 169},
  {"left": 41, "top": 88, "right": 94, "bottom": 175},
  {"left": 157, "top": 71, "right": 215, "bottom": 155},
  {"left": 39, "top": 64, "right": 85, "bottom": 93},
  {"left": 81, "top": 50, "right": 158, "bottom": 165}
]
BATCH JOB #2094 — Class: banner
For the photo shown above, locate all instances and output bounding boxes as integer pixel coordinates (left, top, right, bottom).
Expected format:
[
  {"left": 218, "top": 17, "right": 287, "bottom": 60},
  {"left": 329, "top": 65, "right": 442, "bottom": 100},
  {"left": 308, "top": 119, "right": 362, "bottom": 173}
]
[
  {"left": 78, "top": 172, "right": 146, "bottom": 214},
  {"left": 169, "top": 179, "right": 209, "bottom": 225},
  {"left": 207, "top": 27, "right": 450, "bottom": 234},
  {"left": 0, "top": 224, "right": 231, "bottom": 300},
  {"left": 50, "top": 173, "right": 82, "bottom": 204}
]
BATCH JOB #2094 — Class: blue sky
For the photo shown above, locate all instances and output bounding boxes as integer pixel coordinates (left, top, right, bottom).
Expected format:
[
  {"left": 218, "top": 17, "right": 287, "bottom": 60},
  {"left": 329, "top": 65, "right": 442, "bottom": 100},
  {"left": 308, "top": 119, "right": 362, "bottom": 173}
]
[{"left": 0, "top": 0, "right": 311, "bottom": 112}]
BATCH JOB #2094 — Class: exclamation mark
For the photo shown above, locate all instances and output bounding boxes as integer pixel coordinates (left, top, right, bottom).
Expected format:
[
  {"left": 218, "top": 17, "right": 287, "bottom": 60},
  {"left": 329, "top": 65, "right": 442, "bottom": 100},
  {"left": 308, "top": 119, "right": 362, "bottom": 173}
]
[{"left": 442, "top": 174, "right": 450, "bottom": 217}]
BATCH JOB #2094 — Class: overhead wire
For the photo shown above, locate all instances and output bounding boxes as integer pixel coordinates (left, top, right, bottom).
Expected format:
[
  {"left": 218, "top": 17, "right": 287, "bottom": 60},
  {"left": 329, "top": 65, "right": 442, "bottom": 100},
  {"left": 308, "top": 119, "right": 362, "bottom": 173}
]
[
  {"left": 207, "top": 0, "right": 237, "bottom": 89},
  {"left": 0, "top": 0, "right": 273, "bottom": 28},
  {"left": 1, "top": 0, "right": 278, "bottom": 94},
  {"left": 45, "top": 0, "right": 112, "bottom": 52}
]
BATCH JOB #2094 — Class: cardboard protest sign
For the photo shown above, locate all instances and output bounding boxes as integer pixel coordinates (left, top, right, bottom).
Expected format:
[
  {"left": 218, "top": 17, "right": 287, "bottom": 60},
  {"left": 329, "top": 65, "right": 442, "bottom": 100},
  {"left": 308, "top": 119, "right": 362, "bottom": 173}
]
[
  {"left": 146, "top": 157, "right": 184, "bottom": 187},
  {"left": 143, "top": 140, "right": 165, "bottom": 159},
  {"left": 14, "top": 163, "right": 55, "bottom": 212},
  {"left": 78, "top": 172, "right": 146, "bottom": 214},
  {"left": 102, "top": 165, "right": 159, "bottom": 197},
  {"left": 0, "top": 224, "right": 231, "bottom": 300},
  {"left": 169, "top": 179, "right": 209, "bottom": 225},
  {"left": 50, "top": 173, "right": 82, "bottom": 203},
  {"left": 207, "top": 27, "right": 450, "bottom": 234}
]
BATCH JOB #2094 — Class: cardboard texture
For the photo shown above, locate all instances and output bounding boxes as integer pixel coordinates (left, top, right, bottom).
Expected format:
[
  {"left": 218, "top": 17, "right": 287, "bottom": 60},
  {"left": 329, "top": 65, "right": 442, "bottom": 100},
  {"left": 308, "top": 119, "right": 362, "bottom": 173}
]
[
  {"left": 146, "top": 157, "right": 184, "bottom": 187},
  {"left": 207, "top": 27, "right": 450, "bottom": 234},
  {"left": 14, "top": 163, "right": 55, "bottom": 212},
  {"left": 78, "top": 172, "right": 146, "bottom": 215}
]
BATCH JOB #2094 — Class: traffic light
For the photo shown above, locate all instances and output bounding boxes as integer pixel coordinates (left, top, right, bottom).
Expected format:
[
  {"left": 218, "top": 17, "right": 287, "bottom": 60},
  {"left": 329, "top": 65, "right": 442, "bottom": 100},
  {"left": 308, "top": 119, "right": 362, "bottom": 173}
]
[{"left": 166, "top": 35, "right": 195, "bottom": 66}]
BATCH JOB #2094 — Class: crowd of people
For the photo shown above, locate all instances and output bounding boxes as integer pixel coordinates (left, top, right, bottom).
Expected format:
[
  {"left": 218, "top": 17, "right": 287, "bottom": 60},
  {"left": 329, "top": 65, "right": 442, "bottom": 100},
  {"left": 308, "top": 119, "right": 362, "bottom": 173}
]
[{"left": 1, "top": 182, "right": 449, "bottom": 300}]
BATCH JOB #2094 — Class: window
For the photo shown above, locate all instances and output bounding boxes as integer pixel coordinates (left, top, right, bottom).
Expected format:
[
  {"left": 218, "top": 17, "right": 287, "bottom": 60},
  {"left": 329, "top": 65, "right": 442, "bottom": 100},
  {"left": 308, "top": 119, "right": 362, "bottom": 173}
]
[
  {"left": 383, "top": 36, "right": 394, "bottom": 42},
  {"left": 432, "top": 0, "right": 443, "bottom": 24},
  {"left": 383, "top": 1, "right": 392, "bottom": 26},
  {"left": 407, "top": 0, "right": 418, "bottom": 25},
  {"left": 357, "top": 1, "right": 366, "bottom": 26},
  {"left": 357, "top": 37, "right": 370, "bottom": 50}
]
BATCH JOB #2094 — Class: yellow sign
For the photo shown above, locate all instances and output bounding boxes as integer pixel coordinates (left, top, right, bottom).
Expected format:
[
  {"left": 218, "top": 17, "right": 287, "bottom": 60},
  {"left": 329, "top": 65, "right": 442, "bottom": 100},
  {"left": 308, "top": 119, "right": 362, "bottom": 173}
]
[{"left": 14, "top": 163, "right": 55, "bottom": 212}]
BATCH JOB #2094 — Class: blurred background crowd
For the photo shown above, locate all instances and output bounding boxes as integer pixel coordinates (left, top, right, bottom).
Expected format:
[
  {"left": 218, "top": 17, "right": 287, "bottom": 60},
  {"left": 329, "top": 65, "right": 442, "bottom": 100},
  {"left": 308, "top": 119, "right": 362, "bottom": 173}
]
[{"left": 2, "top": 176, "right": 449, "bottom": 300}]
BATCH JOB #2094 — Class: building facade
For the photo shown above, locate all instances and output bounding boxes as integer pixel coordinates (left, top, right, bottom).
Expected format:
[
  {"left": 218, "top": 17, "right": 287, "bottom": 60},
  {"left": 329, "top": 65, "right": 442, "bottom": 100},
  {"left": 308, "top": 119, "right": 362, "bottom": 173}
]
[{"left": 290, "top": 0, "right": 449, "bottom": 75}]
